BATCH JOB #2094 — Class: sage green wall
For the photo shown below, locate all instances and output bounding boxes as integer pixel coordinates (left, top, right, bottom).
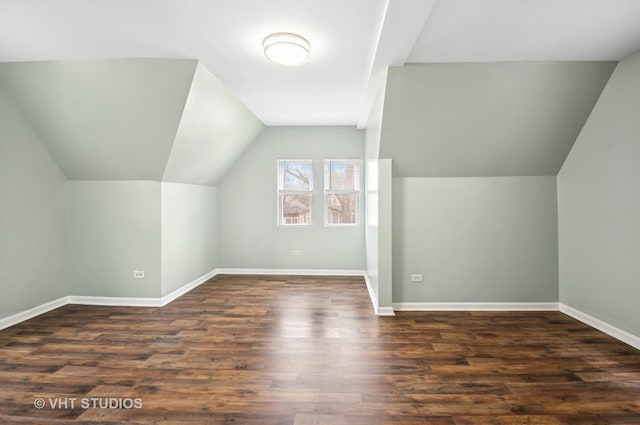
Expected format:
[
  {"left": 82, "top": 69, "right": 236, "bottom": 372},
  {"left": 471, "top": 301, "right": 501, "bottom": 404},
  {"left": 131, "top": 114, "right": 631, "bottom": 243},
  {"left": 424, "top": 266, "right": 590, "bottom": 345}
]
[
  {"left": 0, "top": 89, "right": 68, "bottom": 319},
  {"left": 161, "top": 183, "right": 217, "bottom": 296},
  {"left": 0, "top": 59, "right": 264, "bottom": 187},
  {"left": 381, "top": 62, "right": 616, "bottom": 177},
  {"left": 163, "top": 62, "right": 264, "bottom": 186},
  {"left": 68, "top": 181, "right": 217, "bottom": 299},
  {"left": 558, "top": 51, "right": 640, "bottom": 337},
  {"left": 393, "top": 177, "right": 559, "bottom": 303},
  {"left": 217, "top": 127, "right": 365, "bottom": 270},
  {"left": 0, "top": 60, "right": 196, "bottom": 181},
  {"left": 68, "top": 181, "right": 161, "bottom": 298},
  {"left": 364, "top": 83, "right": 385, "bottom": 304},
  {"left": 377, "top": 159, "right": 393, "bottom": 307},
  {"left": 363, "top": 80, "right": 394, "bottom": 310}
]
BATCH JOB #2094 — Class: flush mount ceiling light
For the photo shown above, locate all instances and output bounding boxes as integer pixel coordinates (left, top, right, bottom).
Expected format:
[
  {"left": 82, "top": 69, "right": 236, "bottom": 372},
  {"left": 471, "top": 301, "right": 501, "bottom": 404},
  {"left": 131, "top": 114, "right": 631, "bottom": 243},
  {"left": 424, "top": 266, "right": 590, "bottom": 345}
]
[{"left": 263, "top": 32, "right": 310, "bottom": 66}]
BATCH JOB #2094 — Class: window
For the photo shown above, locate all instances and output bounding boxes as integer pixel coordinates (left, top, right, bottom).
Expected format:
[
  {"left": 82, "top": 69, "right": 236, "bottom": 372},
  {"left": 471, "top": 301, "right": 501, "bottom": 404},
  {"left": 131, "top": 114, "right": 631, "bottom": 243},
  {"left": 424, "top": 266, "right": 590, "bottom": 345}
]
[
  {"left": 277, "top": 159, "right": 313, "bottom": 225},
  {"left": 324, "top": 159, "right": 360, "bottom": 225}
]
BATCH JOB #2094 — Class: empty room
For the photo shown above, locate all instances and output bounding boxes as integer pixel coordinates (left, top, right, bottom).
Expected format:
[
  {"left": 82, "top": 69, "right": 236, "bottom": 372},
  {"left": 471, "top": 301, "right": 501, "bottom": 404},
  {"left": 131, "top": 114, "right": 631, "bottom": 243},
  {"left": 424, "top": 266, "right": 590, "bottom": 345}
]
[{"left": 1, "top": 0, "right": 639, "bottom": 424}]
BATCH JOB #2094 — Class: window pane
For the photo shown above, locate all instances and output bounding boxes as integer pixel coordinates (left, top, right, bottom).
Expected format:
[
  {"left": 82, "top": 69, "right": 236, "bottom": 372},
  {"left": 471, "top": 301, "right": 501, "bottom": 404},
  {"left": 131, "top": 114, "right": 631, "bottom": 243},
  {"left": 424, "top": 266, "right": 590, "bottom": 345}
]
[
  {"left": 281, "top": 193, "right": 312, "bottom": 225},
  {"left": 328, "top": 161, "right": 358, "bottom": 191},
  {"left": 282, "top": 161, "right": 313, "bottom": 191},
  {"left": 326, "top": 193, "right": 358, "bottom": 225}
]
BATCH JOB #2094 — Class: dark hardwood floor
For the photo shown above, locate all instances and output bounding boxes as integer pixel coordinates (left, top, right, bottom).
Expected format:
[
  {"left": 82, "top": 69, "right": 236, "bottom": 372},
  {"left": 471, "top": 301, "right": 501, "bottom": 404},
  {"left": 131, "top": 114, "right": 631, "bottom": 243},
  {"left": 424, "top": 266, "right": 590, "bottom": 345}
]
[{"left": 0, "top": 275, "right": 639, "bottom": 424}]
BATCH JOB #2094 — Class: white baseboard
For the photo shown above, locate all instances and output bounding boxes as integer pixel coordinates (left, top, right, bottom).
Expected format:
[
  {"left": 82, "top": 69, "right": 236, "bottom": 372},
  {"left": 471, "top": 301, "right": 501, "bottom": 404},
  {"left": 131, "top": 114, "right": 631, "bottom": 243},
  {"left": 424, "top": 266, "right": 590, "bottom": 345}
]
[
  {"left": 3, "top": 282, "right": 638, "bottom": 352},
  {"left": 0, "top": 296, "right": 69, "bottom": 331},
  {"left": 68, "top": 269, "right": 220, "bottom": 308},
  {"left": 376, "top": 306, "right": 396, "bottom": 316},
  {"left": 393, "top": 302, "right": 559, "bottom": 311},
  {"left": 363, "top": 272, "right": 395, "bottom": 316},
  {"left": 0, "top": 269, "right": 365, "bottom": 330},
  {"left": 559, "top": 303, "right": 640, "bottom": 350},
  {"left": 160, "top": 269, "right": 218, "bottom": 305},
  {"left": 363, "top": 272, "right": 378, "bottom": 312},
  {"left": 67, "top": 296, "right": 163, "bottom": 307},
  {"left": 215, "top": 268, "right": 364, "bottom": 276}
]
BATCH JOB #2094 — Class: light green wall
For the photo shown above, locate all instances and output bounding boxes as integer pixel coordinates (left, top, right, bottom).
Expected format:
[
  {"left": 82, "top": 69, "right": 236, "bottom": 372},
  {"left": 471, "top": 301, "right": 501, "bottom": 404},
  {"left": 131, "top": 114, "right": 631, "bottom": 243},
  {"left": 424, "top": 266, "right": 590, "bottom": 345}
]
[
  {"left": 163, "top": 62, "right": 264, "bottom": 186},
  {"left": 381, "top": 62, "right": 616, "bottom": 177},
  {"left": 377, "top": 160, "right": 393, "bottom": 307},
  {"left": 68, "top": 180, "right": 218, "bottom": 299},
  {"left": 161, "top": 183, "right": 217, "bottom": 296},
  {"left": 364, "top": 83, "right": 385, "bottom": 304},
  {"left": 558, "top": 51, "right": 640, "bottom": 337},
  {"left": 0, "top": 89, "right": 68, "bottom": 319},
  {"left": 217, "top": 127, "right": 365, "bottom": 270},
  {"left": 363, "top": 79, "right": 395, "bottom": 310},
  {"left": 393, "top": 177, "right": 559, "bottom": 303},
  {"left": 68, "top": 181, "right": 161, "bottom": 298},
  {"left": 0, "top": 60, "right": 196, "bottom": 181}
]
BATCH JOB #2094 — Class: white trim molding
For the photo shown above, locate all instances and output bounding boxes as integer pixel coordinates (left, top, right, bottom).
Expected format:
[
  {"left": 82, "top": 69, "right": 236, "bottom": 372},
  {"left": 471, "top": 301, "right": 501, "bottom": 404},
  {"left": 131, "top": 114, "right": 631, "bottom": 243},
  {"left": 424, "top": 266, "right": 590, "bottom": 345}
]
[
  {"left": 560, "top": 303, "right": 640, "bottom": 351},
  {"left": 0, "top": 269, "right": 368, "bottom": 330},
  {"left": 363, "top": 272, "right": 378, "bottom": 311},
  {"left": 161, "top": 269, "right": 218, "bottom": 305},
  {"left": 0, "top": 269, "right": 220, "bottom": 330},
  {"left": 215, "top": 268, "right": 364, "bottom": 276},
  {"left": 393, "top": 302, "right": 559, "bottom": 311},
  {"left": 68, "top": 269, "right": 220, "bottom": 308},
  {"left": 376, "top": 306, "right": 396, "bottom": 316},
  {"left": 363, "top": 272, "right": 395, "bottom": 316},
  {"left": 2, "top": 280, "right": 639, "bottom": 352},
  {"left": 0, "top": 296, "right": 69, "bottom": 331},
  {"left": 67, "top": 296, "right": 163, "bottom": 307}
]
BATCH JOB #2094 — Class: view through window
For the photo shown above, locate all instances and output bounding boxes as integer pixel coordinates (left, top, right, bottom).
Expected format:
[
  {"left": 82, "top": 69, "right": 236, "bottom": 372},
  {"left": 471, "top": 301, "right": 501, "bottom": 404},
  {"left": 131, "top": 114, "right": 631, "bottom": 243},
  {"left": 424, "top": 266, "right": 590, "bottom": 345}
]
[
  {"left": 324, "top": 160, "right": 360, "bottom": 225},
  {"left": 277, "top": 160, "right": 313, "bottom": 225}
]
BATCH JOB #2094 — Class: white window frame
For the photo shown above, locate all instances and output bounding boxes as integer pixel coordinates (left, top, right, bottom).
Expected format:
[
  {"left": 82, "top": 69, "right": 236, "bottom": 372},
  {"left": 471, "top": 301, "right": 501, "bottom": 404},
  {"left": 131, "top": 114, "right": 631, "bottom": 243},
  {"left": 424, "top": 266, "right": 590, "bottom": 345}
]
[
  {"left": 324, "top": 159, "right": 361, "bottom": 227},
  {"left": 277, "top": 159, "right": 314, "bottom": 226}
]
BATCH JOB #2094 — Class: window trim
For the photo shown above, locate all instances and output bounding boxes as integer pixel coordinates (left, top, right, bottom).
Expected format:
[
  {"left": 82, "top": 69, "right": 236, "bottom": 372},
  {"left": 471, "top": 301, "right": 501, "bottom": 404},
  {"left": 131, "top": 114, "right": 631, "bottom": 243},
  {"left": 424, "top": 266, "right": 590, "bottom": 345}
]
[
  {"left": 277, "top": 159, "right": 314, "bottom": 227},
  {"left": 324, "top": 159, "right": 361, "bottom": 227}
]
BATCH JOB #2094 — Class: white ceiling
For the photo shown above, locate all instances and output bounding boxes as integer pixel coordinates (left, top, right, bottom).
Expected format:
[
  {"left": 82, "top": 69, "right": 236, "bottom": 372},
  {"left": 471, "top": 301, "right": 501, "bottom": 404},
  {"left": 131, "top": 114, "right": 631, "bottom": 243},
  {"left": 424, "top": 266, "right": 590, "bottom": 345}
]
[
  {"left": 0, "top": 0, "right": 387, "bottom": 126},
  {"left": 409, "top": 0, "right": 640, "bottom": 63},
  {"left": 1, "top": 0, "right": 640, "bottom": 126}
]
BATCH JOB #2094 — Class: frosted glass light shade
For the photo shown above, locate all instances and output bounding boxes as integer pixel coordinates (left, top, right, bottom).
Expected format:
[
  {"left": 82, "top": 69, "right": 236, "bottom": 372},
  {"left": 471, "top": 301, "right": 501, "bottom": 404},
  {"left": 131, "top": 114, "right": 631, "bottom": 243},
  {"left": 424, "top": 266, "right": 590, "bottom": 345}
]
[{"left": 263, "top": 33, "right": 310, "bottom": 66}]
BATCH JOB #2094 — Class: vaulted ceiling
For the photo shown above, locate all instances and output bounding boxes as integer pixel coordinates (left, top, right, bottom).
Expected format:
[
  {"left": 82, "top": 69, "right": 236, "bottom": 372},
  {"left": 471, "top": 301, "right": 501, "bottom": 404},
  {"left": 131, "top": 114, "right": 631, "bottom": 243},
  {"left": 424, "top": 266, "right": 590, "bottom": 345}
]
[
  {"left": 2, "top": 0, "right": 639, "bottom": 126},
  {"left": 0, "top": 60, "right": 195, "bottom": 181},
  {"left": 0, "top": 60, "right": 262, "bottom": 184},
  {"left": 379, "top": 62, "right": 617, "bottom": 177},
  {"left": 1, "top": 0, "right": 640, "bottom": 181}
]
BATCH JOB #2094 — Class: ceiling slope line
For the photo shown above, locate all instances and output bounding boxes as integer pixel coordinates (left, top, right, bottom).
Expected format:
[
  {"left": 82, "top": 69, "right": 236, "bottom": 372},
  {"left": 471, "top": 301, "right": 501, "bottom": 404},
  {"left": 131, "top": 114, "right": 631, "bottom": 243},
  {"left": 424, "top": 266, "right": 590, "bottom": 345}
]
[
  {"left": 0, "top": 59, "right": 199, "bottom": 181},
  {"left": 357, "top": 0, "right": 437, "bottom": 129},
  {"left": 161, "top": 62, "right": 264, "bottom": 186},
  {"left": 159, "top": 60, "right": 201, "bottom": 183}
]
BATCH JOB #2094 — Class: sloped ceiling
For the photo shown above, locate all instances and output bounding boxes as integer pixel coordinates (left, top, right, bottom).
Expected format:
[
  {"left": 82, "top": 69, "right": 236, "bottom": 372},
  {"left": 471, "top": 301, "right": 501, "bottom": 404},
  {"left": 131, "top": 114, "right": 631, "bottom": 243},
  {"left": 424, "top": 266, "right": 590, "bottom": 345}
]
[
  {"left": 0, "top": 0, "right": 388, "bottom": 126},
  {"left": 408, "top": 0, "right": 640, "bottom": 63},
  {"left": 0, "top": 59, "right": 264, "bottom": 184},
  {"left": 2, "top": 1, "right": 640, "bottom": 126},
  {"left": 163, "top": 63, "right": 264, "bottom": 186},
  {"left": 380, "top": 62, "right": 617, "bottom": 177},
  {"left": 0, "top": 59, "right": 197, "bottom": 181}
]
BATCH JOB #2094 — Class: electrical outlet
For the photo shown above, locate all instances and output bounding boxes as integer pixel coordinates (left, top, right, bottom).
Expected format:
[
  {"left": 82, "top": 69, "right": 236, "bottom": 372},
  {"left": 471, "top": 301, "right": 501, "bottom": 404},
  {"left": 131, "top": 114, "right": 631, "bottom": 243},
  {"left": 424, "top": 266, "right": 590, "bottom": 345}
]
[
  {"left": 411, "top": 274, "right": 423, "bottom": 282},
  {"left": 292, "top": 250, "right": 302, "bottom": 256},
  {"left": 133, "top": 270, "right": 145, "bottom": 279}
]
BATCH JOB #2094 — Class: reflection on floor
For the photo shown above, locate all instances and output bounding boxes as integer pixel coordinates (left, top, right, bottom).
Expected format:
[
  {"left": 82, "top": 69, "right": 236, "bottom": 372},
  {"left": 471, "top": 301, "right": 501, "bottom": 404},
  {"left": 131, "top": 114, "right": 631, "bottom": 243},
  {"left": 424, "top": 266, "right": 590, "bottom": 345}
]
[{"left": 0, "top": 274, "right": 639, "bottom": 424}]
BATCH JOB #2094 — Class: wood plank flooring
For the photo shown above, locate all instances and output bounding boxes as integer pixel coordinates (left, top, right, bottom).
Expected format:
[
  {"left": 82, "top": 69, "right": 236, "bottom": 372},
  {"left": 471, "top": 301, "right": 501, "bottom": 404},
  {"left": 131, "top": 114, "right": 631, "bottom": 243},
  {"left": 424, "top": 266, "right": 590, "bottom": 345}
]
[{"left": 0, "top": 274, "right": 639, "bottom": 424}]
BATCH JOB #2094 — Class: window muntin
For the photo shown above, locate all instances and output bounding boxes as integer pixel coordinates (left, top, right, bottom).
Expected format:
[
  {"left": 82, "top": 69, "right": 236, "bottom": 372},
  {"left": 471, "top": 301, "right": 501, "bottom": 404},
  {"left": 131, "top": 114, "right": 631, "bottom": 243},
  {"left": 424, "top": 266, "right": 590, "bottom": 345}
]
[
  {"left": 324, "top": 160, "right": 360, "bottom": 226},
  {"left": 278, "top": 160, "right": 313, "bottom": 225}
]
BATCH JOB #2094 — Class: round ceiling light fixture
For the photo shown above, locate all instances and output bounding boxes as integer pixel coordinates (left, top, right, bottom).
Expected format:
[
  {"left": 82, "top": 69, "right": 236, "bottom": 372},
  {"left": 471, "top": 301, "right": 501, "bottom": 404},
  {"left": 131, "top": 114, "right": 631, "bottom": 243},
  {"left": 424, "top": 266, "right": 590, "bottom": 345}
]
[{"left": 263, "top": 32, "right": 310, "bottom": 66}]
